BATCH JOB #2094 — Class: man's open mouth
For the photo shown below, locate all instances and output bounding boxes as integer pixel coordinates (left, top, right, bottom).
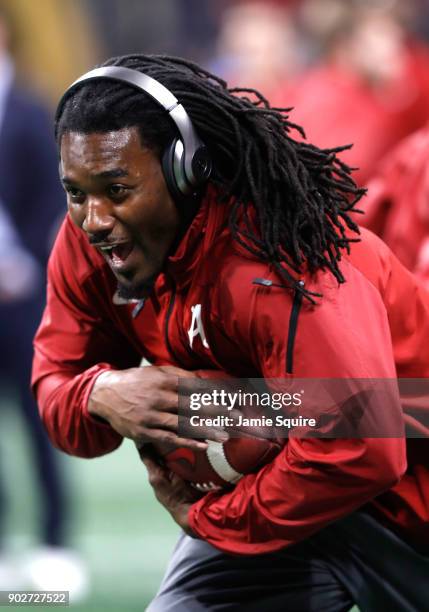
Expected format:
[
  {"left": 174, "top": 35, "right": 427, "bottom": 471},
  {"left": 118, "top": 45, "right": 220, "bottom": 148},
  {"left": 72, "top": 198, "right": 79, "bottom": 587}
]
[{"left": 99, "top": 242, "right": 134, "bottom": 266}]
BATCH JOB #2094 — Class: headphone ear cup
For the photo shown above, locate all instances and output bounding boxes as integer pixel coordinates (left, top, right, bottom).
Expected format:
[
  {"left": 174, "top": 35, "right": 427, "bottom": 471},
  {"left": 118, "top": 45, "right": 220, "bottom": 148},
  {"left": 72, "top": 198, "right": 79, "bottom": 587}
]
[
  {"left": 162, "top": 139, "right": 185, "bottom": 202},
  {"left": 162, "top": 139, "right": 203, "bottom": 236}
]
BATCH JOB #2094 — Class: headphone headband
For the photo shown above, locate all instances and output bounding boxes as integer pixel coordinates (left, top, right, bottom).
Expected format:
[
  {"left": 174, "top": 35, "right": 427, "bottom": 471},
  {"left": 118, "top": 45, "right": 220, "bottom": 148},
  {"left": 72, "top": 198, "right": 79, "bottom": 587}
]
[
  {"left": 59, "top": 65, "right": 211, "bottom": 196},
  {"left": 69, "top": 66, "right": 179, "bottom": 110}
]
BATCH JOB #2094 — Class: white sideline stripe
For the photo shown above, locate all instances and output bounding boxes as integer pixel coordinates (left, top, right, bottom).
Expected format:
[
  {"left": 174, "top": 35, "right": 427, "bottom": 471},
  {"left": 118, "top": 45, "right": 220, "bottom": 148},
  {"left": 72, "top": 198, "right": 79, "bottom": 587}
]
[{"left": 206, "top": 441, "right": 243, "bottom": 484}]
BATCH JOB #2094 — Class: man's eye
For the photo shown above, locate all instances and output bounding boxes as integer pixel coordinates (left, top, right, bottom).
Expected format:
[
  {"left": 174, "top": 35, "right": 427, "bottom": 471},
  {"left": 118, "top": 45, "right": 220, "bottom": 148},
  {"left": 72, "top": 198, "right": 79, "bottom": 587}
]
[
  {"left": 108, "top": 185, "right": 128, "bottom": 198},
  {"left": 65, "top": 186, "right": 85, "bottom": 200}
]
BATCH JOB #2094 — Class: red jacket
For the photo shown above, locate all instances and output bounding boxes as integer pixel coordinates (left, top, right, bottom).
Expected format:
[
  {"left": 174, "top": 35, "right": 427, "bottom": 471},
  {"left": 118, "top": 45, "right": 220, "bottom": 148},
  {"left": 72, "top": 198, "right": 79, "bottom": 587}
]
[
  {"left": 33, "top": 188, "right": 429, "bottom": 554},
  {"left": 272, "top": 43, "right": 429, "bottom": 185},
  {"left": 361, "top": 125, "right": 429, "bottom": 289}
]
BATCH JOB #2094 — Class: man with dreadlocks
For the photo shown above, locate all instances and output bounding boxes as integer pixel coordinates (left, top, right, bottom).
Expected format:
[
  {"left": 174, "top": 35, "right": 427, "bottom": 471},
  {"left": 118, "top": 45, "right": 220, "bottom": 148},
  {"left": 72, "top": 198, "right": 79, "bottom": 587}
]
[{"left": 32, "top": 54, "right": 429, "bottom": 611}]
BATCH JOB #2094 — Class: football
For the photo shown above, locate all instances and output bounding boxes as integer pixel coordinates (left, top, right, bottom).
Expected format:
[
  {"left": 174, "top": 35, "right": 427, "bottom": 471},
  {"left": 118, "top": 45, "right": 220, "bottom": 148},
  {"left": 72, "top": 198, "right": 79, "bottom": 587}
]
[
  {"left": 148, "top": 369, "right": 282, "bottom": 490},
  {"left": 153, "top": 436, "right": 282, "bottom": 491}
]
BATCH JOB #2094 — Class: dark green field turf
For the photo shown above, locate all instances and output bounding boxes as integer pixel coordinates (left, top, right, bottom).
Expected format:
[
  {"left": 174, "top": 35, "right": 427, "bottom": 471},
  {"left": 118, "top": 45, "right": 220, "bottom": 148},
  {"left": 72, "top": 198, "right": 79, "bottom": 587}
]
[{"left": 1, "top": 398, "right": 178, "bottom": 610}]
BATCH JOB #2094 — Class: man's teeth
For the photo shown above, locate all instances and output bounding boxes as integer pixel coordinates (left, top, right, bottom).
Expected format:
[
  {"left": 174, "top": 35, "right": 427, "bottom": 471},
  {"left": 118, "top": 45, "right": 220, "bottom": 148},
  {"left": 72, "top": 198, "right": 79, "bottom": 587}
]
[{"left": 99, "top": 243, "right": 133, "bottom": 262}]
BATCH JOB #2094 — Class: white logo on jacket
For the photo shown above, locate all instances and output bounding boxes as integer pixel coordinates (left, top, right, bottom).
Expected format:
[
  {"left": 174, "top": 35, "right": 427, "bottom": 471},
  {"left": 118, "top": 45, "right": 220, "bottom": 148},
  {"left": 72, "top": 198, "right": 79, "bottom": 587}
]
[{"left": 188, "top": 304, "right": 209, "bottom": 349}]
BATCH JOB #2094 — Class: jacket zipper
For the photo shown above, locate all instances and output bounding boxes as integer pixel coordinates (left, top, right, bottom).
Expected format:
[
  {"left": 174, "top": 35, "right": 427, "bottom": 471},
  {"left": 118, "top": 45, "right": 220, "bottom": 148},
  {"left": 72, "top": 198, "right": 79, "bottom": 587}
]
[{"left": 286, "top": 283, "right": 304, "bottom": 374}]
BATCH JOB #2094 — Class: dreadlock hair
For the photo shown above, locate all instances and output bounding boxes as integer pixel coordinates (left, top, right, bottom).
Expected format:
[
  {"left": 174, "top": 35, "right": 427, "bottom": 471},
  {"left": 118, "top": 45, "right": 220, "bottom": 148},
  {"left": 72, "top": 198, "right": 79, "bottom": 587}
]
[{"left": 55, "top": 54, "right": 365, "bottom": 302}]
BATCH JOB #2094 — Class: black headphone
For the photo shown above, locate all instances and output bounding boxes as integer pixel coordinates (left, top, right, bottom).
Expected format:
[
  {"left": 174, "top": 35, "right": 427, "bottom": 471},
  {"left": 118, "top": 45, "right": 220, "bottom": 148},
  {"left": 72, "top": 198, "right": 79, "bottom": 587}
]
[{"left": 59, "top": 66, "right": 212, "bottom": 202}]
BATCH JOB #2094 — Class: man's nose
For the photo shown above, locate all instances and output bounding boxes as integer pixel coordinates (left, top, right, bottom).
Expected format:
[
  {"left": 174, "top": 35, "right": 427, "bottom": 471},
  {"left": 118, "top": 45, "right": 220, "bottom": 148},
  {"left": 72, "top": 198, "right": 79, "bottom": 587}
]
[{"left": 82, "top": 198, "right": 115, "bottom": 240}]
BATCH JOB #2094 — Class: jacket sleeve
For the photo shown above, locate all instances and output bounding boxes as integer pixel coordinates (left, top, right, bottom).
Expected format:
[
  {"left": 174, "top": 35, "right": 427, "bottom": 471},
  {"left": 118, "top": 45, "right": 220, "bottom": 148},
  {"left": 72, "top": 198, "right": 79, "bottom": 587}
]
[
  {"left": 188, "top": 257, "right": 408, "bottom": 554},
  {"left": 32, "top": 218, "right": 140, "bottom": 458}
]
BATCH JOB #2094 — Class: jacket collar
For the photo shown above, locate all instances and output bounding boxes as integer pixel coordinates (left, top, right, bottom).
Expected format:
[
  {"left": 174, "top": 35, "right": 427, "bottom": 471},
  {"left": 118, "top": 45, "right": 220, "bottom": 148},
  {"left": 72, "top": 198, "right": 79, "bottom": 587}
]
[{"left": 164, "top": 185, "right": 231, "bottom": 289}]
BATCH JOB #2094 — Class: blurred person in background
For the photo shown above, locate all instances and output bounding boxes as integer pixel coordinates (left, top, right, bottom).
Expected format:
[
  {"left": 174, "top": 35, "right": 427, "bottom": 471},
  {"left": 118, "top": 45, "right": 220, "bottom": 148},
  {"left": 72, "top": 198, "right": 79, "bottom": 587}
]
[
  {"left": 0, "top": 7, "right": 88, "bottom": 599},
  {"left": 359, "top": 123, "right": 429, "bottom": 290},
  {"left": 212, "top": 0, "right": 302, "bottom": 98},
  {"left": 344, "top": 2, "right": 429, "bottom": 290},
  {"left": 272, "top": 0, "right": 429, "bottom": 185},
  {"left": 0, "top": 200, "right": 41, "bottom": 303}
]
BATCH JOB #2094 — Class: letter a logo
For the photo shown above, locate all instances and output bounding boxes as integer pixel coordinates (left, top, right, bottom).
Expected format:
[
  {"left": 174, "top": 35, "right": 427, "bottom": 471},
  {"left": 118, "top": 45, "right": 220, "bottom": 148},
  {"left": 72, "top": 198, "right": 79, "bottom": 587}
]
[{"left": 188, "top": 304, "right": 209, "bottom": 349}]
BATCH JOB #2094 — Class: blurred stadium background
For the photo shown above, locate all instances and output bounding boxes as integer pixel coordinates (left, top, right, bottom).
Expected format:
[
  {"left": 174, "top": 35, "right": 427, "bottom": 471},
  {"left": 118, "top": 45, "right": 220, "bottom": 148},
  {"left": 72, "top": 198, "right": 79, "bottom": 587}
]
[
  {"left": 2, "top": 0, "right": 429, "bottom": 609},
  {"left": 2, "top": 389, "right": 178, "bottom": 610}
]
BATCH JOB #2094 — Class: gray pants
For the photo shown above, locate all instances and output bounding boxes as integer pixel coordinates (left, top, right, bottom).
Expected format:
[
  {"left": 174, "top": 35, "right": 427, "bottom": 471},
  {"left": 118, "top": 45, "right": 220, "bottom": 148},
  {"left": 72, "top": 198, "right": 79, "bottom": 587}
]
[{"left": 147, "top": 512, "right": 429, "bottom": 612}]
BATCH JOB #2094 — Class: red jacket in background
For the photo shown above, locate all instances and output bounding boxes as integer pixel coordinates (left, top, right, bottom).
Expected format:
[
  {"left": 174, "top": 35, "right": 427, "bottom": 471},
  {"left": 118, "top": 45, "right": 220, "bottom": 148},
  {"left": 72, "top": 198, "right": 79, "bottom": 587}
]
[
  {"left": 33, "top": 188, "right": 429, "bottom": 554},
  {"left": 361, "top": 125, "right": 429, "bottom": 289},
  {"left": 273, "top": 43, "right": 429, "bottom": 185}
]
